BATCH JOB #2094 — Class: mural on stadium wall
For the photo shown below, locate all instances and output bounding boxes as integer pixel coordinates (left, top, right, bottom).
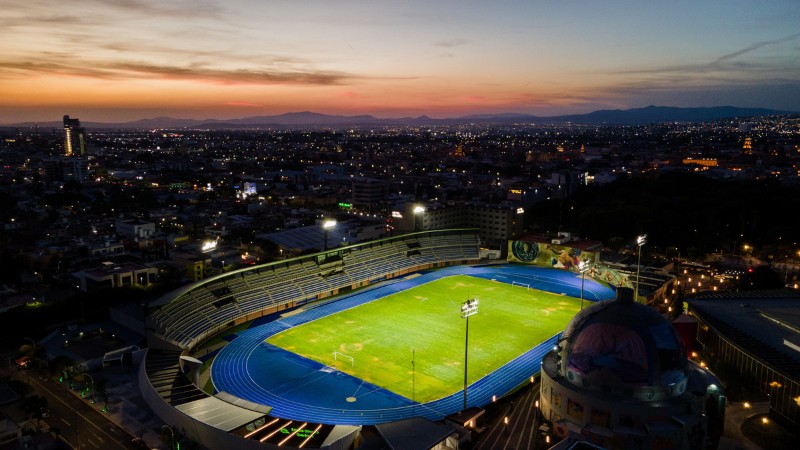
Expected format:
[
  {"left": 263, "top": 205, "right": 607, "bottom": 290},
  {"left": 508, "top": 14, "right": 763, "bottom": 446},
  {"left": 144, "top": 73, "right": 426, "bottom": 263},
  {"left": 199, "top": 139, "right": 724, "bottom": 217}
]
[
  {"left": 507, "top": 240, "right": 634, "bottom": 288},
  {"left": 593, "top": 265, "right": 634, "bottom": 288},
  {"left": 508, "top": 240, "right": 590, "bottom": 271}
]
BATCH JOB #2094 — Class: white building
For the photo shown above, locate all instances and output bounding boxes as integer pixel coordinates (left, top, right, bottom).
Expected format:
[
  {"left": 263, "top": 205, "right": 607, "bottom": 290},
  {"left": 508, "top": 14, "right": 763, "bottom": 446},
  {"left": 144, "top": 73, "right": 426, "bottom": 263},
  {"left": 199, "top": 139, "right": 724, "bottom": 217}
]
[{"left": 115, "top": 219, "right": 156, "bottom": 243}]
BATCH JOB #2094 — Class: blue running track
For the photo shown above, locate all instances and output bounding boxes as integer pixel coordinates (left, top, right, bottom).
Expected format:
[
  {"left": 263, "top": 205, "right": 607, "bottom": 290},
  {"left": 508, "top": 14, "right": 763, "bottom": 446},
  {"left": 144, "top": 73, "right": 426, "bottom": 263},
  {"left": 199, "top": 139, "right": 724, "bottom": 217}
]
[{"left": 211, "top": 265, "right": 615, "bottom": 425}]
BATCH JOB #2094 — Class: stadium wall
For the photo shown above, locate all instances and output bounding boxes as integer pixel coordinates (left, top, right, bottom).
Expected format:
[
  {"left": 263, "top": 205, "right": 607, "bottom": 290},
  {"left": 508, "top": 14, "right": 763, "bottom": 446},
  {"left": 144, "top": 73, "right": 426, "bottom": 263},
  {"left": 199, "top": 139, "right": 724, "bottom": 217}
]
[
  {"left": 507, "top": 239, "right": 636, "bottom": 289},
  {"left": 507, "top": 240, "right": 594, "bottom": 271}
]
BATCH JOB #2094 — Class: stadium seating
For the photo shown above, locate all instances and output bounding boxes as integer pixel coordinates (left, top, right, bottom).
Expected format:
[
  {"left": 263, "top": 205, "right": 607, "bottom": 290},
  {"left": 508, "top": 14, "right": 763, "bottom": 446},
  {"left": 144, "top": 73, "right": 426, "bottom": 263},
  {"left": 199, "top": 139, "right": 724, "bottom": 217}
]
[{"left": 151, "top": 229, "right": 481, "bottom": 349}]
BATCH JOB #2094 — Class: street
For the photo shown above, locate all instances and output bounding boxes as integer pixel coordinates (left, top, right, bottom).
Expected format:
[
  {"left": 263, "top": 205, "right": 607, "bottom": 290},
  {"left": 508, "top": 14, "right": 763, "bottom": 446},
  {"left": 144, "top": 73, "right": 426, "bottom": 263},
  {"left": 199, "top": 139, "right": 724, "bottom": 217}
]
[{"left": 9, "top": 367, "right": 137, "bottom": 449}]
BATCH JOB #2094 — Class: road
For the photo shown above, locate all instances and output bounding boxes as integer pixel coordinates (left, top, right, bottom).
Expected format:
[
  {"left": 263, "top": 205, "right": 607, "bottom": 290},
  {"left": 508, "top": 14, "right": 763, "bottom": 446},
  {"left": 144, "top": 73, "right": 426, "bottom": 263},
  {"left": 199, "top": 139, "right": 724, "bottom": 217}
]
[
  {"left": 23, "top": 370, "right": 136, "bottom": 449},
  {"left": 475, "top": 380, "right": 546, "bottom": 450}
]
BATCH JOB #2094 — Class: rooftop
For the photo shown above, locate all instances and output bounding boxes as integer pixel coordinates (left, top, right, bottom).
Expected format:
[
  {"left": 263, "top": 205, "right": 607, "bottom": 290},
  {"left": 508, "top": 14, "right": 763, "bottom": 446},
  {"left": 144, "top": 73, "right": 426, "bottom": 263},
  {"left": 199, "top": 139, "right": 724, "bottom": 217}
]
[{"left": 688, "top": 288, "right": 800, "bottom": 381}]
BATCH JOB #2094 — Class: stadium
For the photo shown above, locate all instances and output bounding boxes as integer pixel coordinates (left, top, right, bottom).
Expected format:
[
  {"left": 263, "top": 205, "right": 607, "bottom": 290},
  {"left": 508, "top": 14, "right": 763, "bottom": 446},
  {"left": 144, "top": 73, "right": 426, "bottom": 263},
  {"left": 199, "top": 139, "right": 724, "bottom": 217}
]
[{"left": 141, "top": 229, "right": 615, "bottom": 449}]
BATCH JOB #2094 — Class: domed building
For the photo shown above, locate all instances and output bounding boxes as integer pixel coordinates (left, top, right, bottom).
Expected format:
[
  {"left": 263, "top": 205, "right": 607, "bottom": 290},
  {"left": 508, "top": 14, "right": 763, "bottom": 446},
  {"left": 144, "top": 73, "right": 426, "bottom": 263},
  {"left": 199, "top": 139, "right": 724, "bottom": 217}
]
[{"left": 540, "top": 288, "right": 725, "bottom": 449}]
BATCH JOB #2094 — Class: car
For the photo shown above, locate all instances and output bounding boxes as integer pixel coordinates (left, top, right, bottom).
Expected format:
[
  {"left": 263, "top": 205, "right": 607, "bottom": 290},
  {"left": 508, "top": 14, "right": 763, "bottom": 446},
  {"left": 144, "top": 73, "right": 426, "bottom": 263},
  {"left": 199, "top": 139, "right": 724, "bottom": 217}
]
[{"left": 15, "top": 355, "right": 31, "bottom": 369}]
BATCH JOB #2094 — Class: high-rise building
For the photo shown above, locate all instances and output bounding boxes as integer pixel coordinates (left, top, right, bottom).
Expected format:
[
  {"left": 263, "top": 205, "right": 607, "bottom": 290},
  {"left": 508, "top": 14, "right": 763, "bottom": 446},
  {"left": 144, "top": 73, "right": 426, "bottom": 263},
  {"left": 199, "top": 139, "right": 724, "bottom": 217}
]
[
  {"left": 63, "top": 115, "right": 85, "bottom": 156},
  {"left": 351, "top": 177, "right": 388, "bottom": 212},
  {"left": 405, "top": 201, "right": 524, "bottom": 250},
  {"left": 742, "top": 136, "right": 753, "bottom": 155}
]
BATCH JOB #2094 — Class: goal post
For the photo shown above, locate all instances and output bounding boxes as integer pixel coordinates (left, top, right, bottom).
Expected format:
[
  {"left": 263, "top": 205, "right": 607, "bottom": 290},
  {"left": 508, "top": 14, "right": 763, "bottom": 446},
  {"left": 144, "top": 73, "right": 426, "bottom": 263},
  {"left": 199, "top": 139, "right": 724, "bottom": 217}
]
[
  {"left": 511, "top": 281, "right": 530, "bottom": 290},
  {"left": 332, "top": 351, "right": 354, "bottom": 367}
]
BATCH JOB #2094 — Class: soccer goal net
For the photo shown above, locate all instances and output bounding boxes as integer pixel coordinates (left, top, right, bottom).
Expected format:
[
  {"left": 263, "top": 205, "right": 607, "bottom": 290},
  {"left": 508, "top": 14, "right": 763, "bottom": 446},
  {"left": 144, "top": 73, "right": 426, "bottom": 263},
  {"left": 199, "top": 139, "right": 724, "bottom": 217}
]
[
  {"left": 332, "top": 351, "right": 354, "bottom": 367},
  {"left": 511, "top": 281, "right": 530, "bottom": 290}
]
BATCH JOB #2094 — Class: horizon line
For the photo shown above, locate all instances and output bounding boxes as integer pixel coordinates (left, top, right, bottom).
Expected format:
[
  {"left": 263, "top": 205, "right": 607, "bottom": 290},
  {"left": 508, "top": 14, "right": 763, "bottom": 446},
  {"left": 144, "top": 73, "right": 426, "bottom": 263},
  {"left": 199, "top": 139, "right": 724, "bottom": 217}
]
[{"left": 2, "top": 104, "right": 798, "bottom": 127}]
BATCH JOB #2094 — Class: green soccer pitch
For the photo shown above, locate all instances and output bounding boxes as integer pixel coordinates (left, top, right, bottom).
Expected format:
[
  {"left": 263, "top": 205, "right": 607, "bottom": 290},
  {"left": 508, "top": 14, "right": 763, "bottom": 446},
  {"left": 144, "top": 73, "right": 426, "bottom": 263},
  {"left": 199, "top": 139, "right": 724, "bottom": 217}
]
[{"left": 266, "top": 274, "right": 580, "bottom": 403}]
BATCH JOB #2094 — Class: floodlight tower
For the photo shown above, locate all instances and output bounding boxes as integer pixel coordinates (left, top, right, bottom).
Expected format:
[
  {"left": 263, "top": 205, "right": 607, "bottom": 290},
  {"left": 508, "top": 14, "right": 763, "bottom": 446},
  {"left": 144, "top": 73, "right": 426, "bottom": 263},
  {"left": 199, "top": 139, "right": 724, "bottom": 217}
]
[
  {"left": 578, "top": 260, "right": 591, "bottom": 310},
  {"left": 323, "top": 219, "right": 337, "bottom": 250},
  {"left": 413, "top": 205, "right": 425, "bottom": 232},
  {"left": 461, "top": 298, "right": 479, "bottom": 411},
  {"left": 635, "top": 234, "right": 647, "bottom": 302}
]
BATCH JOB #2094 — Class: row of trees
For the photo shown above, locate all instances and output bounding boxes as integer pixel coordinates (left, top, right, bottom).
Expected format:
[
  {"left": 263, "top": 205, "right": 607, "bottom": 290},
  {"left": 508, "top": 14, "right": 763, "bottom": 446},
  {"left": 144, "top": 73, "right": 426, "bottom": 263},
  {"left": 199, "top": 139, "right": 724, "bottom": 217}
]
[{"left": 530, "top": 171, "right": 800, "bottom": 259}]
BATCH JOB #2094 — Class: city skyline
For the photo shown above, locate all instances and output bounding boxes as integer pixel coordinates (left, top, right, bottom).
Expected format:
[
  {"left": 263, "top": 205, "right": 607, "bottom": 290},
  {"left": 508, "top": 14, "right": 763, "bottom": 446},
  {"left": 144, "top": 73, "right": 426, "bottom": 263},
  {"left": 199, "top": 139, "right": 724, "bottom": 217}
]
[{"left": 2, "top": 0, "right": 800, "bottom": 123}]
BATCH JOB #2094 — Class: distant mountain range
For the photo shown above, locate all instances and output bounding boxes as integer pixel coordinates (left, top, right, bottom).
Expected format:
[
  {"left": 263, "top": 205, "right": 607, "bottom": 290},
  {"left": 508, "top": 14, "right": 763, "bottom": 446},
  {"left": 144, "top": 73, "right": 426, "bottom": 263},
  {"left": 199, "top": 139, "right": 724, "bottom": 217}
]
[{"left": 4, "top": 105, "right": 796, "bottom": 130}]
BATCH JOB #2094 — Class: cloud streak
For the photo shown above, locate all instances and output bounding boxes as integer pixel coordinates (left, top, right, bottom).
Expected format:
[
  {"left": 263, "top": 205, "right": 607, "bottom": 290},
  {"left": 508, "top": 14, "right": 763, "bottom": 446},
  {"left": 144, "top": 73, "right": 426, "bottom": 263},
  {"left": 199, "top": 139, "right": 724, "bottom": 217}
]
[
  {"left": 433, "top": 38, "right": 471, "bottom": 48},
  {"left": 0, "top": 57, "right": 356, "bottom": 86},
  {"left": 713, "top": 32, "right": 800, "bottom": 64},
  {"left": 613, "top": 32, "right": 800, "bottom": 79}
]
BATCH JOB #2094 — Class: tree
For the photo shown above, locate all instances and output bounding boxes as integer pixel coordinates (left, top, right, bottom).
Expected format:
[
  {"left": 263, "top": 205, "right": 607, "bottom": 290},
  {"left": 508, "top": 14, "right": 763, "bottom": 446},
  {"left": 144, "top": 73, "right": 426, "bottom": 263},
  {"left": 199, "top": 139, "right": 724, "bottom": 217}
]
[{"left": 607, "top": 237, "right": 624, "bottom": 253}]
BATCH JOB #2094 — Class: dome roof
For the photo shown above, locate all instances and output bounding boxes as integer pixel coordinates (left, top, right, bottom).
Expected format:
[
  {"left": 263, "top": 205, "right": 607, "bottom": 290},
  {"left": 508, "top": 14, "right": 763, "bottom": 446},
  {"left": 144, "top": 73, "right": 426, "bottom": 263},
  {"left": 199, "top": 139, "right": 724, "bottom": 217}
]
[{"left": 559, "top": 288, "right": 687, "bottom": 400}]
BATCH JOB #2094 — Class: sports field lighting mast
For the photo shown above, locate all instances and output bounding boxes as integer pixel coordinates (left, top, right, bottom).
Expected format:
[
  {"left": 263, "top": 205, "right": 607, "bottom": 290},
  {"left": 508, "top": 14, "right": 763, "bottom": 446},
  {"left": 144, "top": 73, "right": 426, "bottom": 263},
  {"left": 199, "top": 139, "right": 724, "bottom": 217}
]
[
  {"left": 579, "top": 260, "right": 591, "bottom": 310},
  {"left": 413, "top": 205, "right": 425, "bottom": 232},
  {"left": 635, "top": 234, "right": 647, "bottom": 302},
  {"left": 323, "top": 219, "right": 337, "bottom": 250},
  {"left": 461, "top": 298, "right": 479, "bottom": 411}
]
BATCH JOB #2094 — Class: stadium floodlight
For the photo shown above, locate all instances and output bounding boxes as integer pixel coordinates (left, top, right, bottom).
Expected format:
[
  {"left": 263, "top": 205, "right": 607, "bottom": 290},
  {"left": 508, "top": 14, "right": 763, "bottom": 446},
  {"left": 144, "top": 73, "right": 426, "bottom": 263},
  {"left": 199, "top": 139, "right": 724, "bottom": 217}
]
[
  {"left": 413, "top": 205, "right": 425, "bottom": 232},
  {"left": 578, "top": 260, "right": 591, "bottom": 310},
  {"left": 635, "top": 234, "right": 647, "bottom": 302},
  {"left": 461, "top": 298, "right": 479, "bottom": 318},
  {"left": 461, "top": 298, "right": 478, "bottom": 411},
  {"left": 322, "top": 219, "right": 337, "bottom": 250}
]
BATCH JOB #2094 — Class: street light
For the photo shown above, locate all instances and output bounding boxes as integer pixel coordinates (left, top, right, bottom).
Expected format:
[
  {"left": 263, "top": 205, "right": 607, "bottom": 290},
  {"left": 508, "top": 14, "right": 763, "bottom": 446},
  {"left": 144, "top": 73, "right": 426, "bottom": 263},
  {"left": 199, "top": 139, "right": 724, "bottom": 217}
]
[
  {"left": 413, "top": 205, "right": 425, "bottom": 232},
  {"left": 578, "top": 260, "right": 591, "bottom": 310},
  {"left": 80, "top": 373, "right": 95, "bottom": 404},
  {"left": 23, "top": 337, "right": 36, "bottom": 362},
  {"left": 162, "top": 425, "right": 176, "bottom": 450},
  {"left": 635, "top": 234, "right": 647, "bottom": 303},
  {"left": 461, "top": 298, "right": 479, "bottom": 411},
  {"left": 322, "top": 219, "right": 336, "bottom": 250}
]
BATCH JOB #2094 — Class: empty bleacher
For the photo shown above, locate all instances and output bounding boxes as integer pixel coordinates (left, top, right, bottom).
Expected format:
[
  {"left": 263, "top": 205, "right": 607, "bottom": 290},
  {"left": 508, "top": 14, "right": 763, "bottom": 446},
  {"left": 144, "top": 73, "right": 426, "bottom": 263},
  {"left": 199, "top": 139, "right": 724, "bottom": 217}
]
[{"left": 151, "top": 229, "right": 481, "bottom": 349}]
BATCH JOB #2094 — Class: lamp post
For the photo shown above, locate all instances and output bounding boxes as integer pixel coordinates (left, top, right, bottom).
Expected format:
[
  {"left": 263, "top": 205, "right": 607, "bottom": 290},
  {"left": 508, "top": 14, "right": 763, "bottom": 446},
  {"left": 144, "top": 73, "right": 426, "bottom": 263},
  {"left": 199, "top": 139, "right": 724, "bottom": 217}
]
[
  {"left": 413, "top": 205, "right": 425, "bottom": 232},
  {"left": 80, "top": 373, "right": 95, "bottom": 404},
  {"left": 579, "top": 260, "right": 591, "bottom": 310},
  {"left": 23, "top": 337, "right": 35, "bottom": 356},
  {"left": 322, "top": 219, "right": 336, "bottom": 250},
  {"left": 461, "top": 298, "right": 479, "bottom": 411},
  {"left": 162, "top": 425, "right": 175, "bottom": 450},
  {"left": 635, "top": 234, "right": 647, "bottom": 302}
]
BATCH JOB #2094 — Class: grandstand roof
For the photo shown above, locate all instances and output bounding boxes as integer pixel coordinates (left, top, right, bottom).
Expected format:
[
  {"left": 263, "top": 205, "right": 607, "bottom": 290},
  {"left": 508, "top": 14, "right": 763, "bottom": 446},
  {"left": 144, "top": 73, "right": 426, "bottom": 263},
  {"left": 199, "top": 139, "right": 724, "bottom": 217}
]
[
  {"left": 687, "top": 289, "right": 800, "bottom": 381},
  {"left": 174, "top": 396, "right": 266, "bottom": 432},
  {"left": 374, "top": 417, "right": 457, "bottom": 449}
]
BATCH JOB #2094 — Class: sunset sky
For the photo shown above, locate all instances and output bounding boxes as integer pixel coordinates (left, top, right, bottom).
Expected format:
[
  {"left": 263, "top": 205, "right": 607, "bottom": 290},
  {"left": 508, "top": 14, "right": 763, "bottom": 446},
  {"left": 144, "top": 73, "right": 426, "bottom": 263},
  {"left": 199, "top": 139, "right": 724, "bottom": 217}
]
[{"left": 2, "top": 0, "right": 799, "bottom": 123}]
